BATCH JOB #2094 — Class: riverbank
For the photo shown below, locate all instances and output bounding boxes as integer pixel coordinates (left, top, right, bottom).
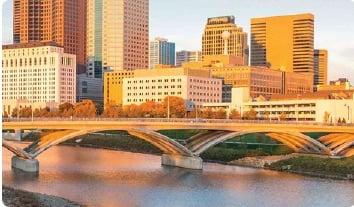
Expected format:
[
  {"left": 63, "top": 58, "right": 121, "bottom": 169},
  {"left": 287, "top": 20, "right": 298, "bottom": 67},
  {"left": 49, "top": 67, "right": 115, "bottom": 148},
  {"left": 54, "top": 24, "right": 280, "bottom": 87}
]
[
  {"left": 2, "top": 186, "right": 82, "bottom": 207},
  {"left": 266, "top": 155, "right": 354, "bottom": 180}
]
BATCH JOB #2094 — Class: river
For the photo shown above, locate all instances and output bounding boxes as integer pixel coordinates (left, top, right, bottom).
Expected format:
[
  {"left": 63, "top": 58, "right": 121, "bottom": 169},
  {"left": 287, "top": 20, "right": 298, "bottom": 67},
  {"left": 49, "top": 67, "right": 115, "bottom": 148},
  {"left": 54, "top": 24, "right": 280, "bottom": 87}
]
[{"left": 2, "top": 144, "right": 354, "bottom": 207}]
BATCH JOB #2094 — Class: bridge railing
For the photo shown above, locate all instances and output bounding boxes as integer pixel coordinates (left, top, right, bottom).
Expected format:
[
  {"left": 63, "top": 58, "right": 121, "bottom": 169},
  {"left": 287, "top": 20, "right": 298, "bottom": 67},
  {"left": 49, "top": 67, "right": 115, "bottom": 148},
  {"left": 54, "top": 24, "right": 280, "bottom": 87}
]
[{"left": 2, "top": 117, "right": 354, "bottom": 127}]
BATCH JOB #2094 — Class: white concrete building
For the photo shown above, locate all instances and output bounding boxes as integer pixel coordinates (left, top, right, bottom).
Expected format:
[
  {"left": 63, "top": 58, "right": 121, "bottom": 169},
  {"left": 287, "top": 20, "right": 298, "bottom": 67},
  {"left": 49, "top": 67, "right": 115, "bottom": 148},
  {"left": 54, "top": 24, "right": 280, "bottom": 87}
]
[
  {"left": 122, "top": 68, "right": 222, "bottom": 107},
  {"left": 2, "top": 42, "right": 76, "bottom": 115},
  {"left": 204, "top": 87, "right": 354, "bottom": 123}
]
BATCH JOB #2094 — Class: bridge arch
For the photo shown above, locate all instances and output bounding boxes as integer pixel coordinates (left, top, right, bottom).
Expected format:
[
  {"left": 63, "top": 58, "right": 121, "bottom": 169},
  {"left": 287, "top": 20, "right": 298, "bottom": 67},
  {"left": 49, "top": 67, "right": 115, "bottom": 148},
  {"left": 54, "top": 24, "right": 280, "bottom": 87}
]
[
  {"left": 186, "top": 130, "right": 332, "bottom": 155},
  {"left": 319, "top": 133, "right": 354, "bottom": 157},
  {"left": 5, "top": 128, "right": 194, "bottom": 159}
]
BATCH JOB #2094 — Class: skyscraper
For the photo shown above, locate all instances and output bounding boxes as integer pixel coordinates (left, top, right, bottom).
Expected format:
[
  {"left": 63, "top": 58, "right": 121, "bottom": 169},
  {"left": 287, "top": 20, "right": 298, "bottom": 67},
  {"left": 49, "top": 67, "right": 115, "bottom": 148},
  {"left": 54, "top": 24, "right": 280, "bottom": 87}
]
[
  {"left": 12, "top": 0, "right": 86, "bottom": 68},
  {"left": 251, "top": 13, "right": 314, "bottom": 74},
  {"left": 176, "top": 50, "right": 202, "bottom": 67},
  {"left": 86, "top": 0, "right": 149, "bottom": 78},
  {"left": 202, "top": 16, "right": 248, "bottom": 65},
  {"left": 314, "top": 49, "right": 328, "bottom": 86},
  {"left": 149, "top": 37, "right": 175, "bottom": 69}
]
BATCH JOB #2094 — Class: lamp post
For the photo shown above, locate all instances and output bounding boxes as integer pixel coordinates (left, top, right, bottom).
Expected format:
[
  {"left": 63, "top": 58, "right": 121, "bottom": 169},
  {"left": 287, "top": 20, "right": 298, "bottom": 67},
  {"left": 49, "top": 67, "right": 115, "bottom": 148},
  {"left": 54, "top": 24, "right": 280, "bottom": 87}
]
[
  {"left": 195, "top": 103, "right": 198, "bottom": 120},
  {"left": 344, "top": 104, "right": 350, "bottom": 123},
  {"left": 167, "top": 96, "right": 170, "bottom": 120}
]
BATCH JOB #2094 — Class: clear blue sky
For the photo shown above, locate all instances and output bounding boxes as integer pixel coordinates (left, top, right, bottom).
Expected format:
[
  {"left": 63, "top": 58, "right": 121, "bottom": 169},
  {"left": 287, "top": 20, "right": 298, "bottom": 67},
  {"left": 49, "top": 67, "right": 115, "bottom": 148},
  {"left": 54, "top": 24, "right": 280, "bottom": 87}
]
[{"left": 2, "top": 0, "right": 354, "bottom": 83}]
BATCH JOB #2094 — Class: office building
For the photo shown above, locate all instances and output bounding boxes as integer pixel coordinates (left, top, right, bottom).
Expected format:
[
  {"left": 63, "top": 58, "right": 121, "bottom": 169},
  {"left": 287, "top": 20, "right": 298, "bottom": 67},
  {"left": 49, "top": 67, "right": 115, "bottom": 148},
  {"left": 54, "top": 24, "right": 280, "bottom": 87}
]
[
  {"left": 314, "top": 49, "right": 328, "bottom": 85},
  {"left": 122, "top": 68, "right": 222, "bottom": 106},
  {"left": 203, "top": 88, "right": 354, "bottom": 123},
  {"left": 317, "top": 78, "right": 353, "bottom": 91},
  {"left": 251, "top": 13, "right": 314, "bottom": 74},
  {"left": 176, "top": 50, "right": 202, "bottom": 67},
  {"left": 2, "top": 42, "right": 76, "bottom": 115},
  {"left": 76, "top": 74, "right": 103, "bottom": 105},
  {"left": 13, "top": 0, "right": 86, "bottom": 68},
  {"left": 184, "top": 55, "right": 313, "bottom": 99},
  {"left": 104, "top": 68, "right": 222, "bottom": 107},
  {"left": 202, "top": 16, "right": 248, "bottom": 65},
  {"left": 149, "top": 38, "right": 175, "bottom": 69},
  {"left": 86, "top": 0, "right": 149, "bottom": 77}
]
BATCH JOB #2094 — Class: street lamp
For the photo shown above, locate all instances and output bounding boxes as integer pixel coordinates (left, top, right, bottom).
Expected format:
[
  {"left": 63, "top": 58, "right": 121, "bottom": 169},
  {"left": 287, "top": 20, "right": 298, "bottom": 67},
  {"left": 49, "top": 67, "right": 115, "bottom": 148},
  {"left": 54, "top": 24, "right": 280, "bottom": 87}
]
[
  {"left": 167, "top": 96, "right": 170, "bottom": 120},
  {"left": 344, "top": 104, "right": 351, "bottom": 123}
]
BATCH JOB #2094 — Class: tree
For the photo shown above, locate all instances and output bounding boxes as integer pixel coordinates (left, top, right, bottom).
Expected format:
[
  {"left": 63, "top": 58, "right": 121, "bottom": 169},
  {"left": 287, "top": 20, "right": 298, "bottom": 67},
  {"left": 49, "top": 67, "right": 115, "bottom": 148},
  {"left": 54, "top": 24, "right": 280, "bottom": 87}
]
[
  {"left": 123, "top": 104, "right": 142, "bottom": 118},
  {"left": 2, "top": 111, "right": 9, "bottom": 118},
  {"left": 140, "top": 101, "right": 158, "bottom": 118},
  {"left": 323, "top": 111, "right": 331, "bottom": 123},
  {"left": 11, "top": 108, "right": 18, "bottom": 118},
  {"left": 102, "top": 103, "right": 123, "bottom": 118},
  {"left": 342, "top": 118, "right": 346, "bottom": 124},
  {"left": 279, "top": 112, "right": 287, "bottom": 121},
  {"left": 214, "top": 108, "right": 226, "bottom": 119},
  {"left": 264, "top": 111, "right": 270, "bottom": 120},
  {"left": 200, "top": 108, "right": 214, "bottom": 119},
  {"left": 163, "top": 96, "right": 186, "bottom": 118},
  {"left": 73, "top": 100, "right": 96, "bottom": 118},
  {"left": 59, "top": 102, "right": 74, "bottom": 113},
  {"left": 59, "top": 102, "right": 74, "bottom": 117},
  {"left": 229, "top": 109, "right": 241, "bottom": 120},
  {"left": 243, "top": 109, "right": 258, "bottom": 120},
  {"left": 19, "top": 107, "right": 32, "bottom": 118}
]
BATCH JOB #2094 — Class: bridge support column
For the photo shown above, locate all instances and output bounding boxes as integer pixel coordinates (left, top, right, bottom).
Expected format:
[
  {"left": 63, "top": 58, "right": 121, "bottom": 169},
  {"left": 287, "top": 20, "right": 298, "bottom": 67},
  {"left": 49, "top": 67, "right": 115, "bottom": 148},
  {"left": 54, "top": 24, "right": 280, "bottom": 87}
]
[
  {"left": 11, "top": 156, "right": 39, "bottom": 173},
  {"left": 161, "top": 154, "right": 203, "bottom": 170}
]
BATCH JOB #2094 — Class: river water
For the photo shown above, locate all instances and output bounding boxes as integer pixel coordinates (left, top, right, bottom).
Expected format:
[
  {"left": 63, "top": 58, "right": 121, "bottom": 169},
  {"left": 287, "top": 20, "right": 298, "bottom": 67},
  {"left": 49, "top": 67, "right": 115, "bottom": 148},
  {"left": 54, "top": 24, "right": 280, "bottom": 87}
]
[{"left": 2, "top": 144, "right": 354, "bottom": 207}]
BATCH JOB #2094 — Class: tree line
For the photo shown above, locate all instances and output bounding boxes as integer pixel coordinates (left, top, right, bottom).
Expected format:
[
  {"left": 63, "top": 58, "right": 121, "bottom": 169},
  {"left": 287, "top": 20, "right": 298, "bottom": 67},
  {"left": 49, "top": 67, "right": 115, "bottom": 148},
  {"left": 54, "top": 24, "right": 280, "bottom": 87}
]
[{"left": 2, "top": 97, "right": 259, "bottom": 120}]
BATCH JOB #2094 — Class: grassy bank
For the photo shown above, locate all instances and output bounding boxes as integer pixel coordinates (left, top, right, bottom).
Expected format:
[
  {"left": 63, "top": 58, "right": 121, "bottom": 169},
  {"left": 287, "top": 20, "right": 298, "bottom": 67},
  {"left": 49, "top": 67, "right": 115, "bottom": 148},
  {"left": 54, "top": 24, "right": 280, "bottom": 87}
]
[
  {"left": 267, "top": 156, "right": 354, "bottom": 179},
  {"left": 2, "top": 186, "right": 81, "bottom": 207}
]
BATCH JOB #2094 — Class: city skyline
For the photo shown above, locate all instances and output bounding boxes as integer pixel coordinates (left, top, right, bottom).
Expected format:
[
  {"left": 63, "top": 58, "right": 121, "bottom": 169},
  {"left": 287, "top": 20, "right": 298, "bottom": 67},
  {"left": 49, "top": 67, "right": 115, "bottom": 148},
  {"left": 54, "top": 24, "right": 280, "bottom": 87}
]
[{"left": 2, "top": 0, "right": 354, "bottom": 83}]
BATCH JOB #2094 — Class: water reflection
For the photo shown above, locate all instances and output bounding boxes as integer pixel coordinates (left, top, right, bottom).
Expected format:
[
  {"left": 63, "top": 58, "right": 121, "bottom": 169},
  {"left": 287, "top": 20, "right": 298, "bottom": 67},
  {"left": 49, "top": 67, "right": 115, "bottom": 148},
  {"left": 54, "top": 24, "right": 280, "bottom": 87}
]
[{"left": 3, "top": 144, "right": 354, "bottom": 207}]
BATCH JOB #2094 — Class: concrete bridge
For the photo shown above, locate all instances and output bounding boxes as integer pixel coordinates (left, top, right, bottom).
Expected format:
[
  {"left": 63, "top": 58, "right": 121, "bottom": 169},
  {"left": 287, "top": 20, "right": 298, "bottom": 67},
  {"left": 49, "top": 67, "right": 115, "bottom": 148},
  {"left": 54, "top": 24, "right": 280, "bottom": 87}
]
[{"left": 2, "top": 118, "right": 354, "bottom": 172}]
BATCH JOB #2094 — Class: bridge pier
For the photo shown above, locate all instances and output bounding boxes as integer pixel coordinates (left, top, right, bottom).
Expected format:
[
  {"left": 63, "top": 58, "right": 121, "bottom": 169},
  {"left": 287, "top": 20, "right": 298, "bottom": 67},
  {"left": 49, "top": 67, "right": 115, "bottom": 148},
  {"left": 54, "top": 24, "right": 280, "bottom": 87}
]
[
  {"left": 11, "top": 156, "right": 39, "bottom": 173},
  {"left": 161, "top": 154, "right": 203, "bottom": 170}
]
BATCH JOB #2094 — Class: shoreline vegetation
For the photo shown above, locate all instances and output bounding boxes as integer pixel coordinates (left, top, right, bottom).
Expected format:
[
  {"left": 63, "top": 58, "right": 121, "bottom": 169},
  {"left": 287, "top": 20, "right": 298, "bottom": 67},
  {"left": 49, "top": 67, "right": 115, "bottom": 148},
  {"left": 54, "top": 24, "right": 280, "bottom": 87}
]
[
  {"left": 2, "top": 186, "right": 82, "bottom": 207},
  {"left": 22, "top": 130, "right": 354, "bottom": 180}
]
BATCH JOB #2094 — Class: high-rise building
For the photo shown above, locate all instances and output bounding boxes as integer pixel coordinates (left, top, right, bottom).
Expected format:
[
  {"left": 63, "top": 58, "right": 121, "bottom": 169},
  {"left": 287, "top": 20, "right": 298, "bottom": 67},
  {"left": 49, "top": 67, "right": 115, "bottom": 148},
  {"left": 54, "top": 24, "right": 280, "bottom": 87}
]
[
  {"left": 314, "top": 49, "right": 328, "bottom": 86},
  {"left": 251, "top": 13, "right": 314, "bottom": 74},
  {"left": 202, "top": 16, "right": 248, "bottom": 65},
  {"left": 12, "top": 0, "right": 86, "bottom": 68},
  {"left": 2, "top": 42, "right": 76, "bottom": 115},
  {"left": 86, "top": 0, "right": 149, "bottom": 78},
  {"left": 149, "top": 38, "right": 175, "bottom": 69},
  {"left": 176, "top": 50, "right": 202, "bottom": 67}
]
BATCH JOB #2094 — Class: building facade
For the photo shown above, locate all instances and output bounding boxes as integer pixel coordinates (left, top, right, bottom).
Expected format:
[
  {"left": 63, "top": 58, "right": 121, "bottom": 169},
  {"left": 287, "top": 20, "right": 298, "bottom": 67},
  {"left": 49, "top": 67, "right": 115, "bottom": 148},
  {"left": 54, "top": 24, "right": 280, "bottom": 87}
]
[
  {"left": 251, "top": 13, "right": 314, "bottom": 74},
  {"left": 13, "top": 0, "right": 86, "bottom": 68},
  {"left": 2, "top": 42, "right": 76, "bottom": 115},
  {"left": 176, "top": 50, "right": 202, "bottom": 67},
  {"left": 203, "top": 88, "right": 354, "bottom": 123},
  {"left": 86, "top": 0, "right": 149, "bottom": 77},
  {"left": 317, "top": 78, "right": 353, "bottom": 91},
  {"left": 76, "top": 74, "right": 103, "bottom": 105},
  {"left": 314, "top": 49, "right": 328, "bottom": 86},
  {"left": 104, "top": 71, "right": 135, "bottom": 107},
  {"left": 122, "top": 68, "right": 222, "bottom": 106},
  {"left": 149, "top": 38, "right": 175, "bottom": 69},
  {"left": 202, "top": 16, "right": 248, "bottom": 65}
]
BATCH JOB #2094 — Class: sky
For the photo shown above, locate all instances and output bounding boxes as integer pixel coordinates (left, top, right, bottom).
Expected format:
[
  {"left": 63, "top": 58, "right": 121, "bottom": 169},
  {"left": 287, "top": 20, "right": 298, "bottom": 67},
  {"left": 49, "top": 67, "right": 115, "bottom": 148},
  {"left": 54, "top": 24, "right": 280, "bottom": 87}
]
[{"left": 2, "top": 0, "right": 354, "bottom": 83}]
